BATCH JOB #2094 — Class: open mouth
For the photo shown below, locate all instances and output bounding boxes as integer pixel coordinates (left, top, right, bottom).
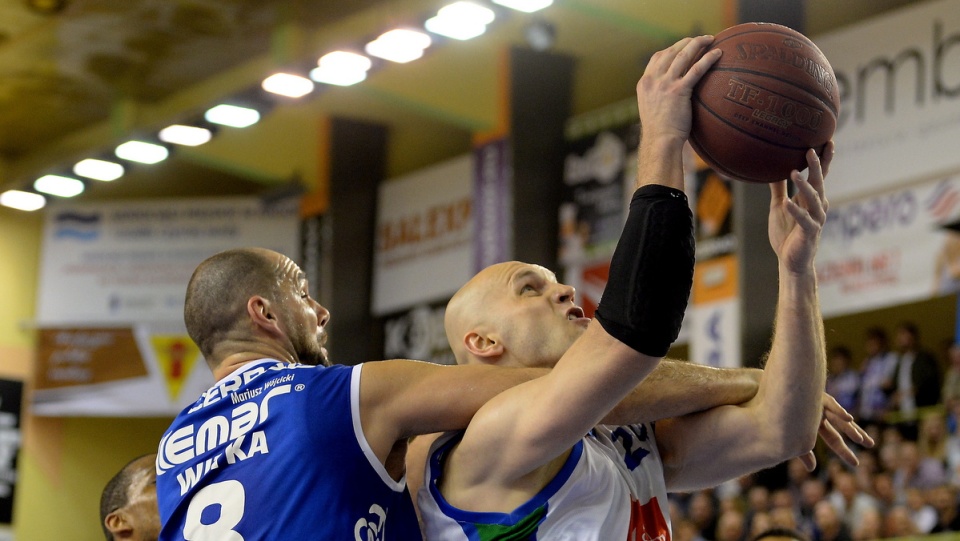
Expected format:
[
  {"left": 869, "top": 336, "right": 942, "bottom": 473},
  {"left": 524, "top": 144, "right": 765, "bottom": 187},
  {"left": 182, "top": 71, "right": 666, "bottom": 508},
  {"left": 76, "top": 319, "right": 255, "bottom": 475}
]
[{"left": 566, "top": 306, "right": 586, "bottom": 321}]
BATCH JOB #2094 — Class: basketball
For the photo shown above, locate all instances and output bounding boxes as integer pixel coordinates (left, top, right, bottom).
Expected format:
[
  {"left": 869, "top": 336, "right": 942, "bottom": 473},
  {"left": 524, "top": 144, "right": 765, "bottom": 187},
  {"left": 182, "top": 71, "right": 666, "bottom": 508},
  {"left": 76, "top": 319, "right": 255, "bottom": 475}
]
[{"left": 689, "top": 22, "right": 840, "bottom": 183}]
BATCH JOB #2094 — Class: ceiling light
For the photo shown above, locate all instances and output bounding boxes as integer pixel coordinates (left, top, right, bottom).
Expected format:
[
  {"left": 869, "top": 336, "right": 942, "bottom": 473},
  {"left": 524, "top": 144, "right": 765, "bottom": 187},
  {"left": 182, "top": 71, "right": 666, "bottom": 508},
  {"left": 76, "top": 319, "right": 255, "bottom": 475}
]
[
  {"left": 426, "top": 2, "right": 495, "bottom": 40},
  {"left": 524, "top": 19, "right": 556, "bottom": 51},
  {"left": 262, "top": 73, "right": 315, "bottom": 98},
  {"left": 204, "top": 104, "right": 261, "bottom": 128},
  {"left": 493, "top": 0, "right": 553, "bottom": 13},
  {"left": 34, "top": 175, "right": 85, "bottom": 198},
  {"left": 159, "top": 125, "right": 213, "bottom": 147},
  {"left": 74, "top": 158, "right": 125, "bottom": 181},
  {"left": 0, "top": 190, "right": 46, "bottom": 211},
  {"left": 115, "top": 141, "right": 170, "bottom": 164},
  {"left": 365, "top": 29, "right": 431, "bottom": 63},
  {"left": 310, "top": 51, "right": 372, "bottom": 87}
]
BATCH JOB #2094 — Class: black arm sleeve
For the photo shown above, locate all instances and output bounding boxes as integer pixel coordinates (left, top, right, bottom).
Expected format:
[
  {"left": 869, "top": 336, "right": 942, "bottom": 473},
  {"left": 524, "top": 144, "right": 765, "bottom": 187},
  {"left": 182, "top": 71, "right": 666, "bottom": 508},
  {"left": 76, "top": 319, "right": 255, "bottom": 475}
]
[{"left": 594, "top": 184, "right": 695, "bottom": 357}]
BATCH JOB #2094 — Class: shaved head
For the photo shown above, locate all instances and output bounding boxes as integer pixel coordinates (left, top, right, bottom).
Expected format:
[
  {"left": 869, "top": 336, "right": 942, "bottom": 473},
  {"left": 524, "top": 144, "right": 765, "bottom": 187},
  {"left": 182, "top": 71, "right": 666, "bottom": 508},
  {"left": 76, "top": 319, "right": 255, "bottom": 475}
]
[
  {"left": 184, "top": 248, "right": 282, "bottom": 365},
  {"left": 444, "top": 261, "right": 587, "bottom": 369},
  {"left": 445, "top": 263, "right": 513, "bottom": 364}
]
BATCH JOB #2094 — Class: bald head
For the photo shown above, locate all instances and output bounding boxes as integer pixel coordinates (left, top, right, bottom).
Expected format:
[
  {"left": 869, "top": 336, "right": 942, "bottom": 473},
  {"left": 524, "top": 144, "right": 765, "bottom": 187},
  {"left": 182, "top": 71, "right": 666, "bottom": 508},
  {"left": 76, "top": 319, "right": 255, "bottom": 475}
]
[
  {"left": 444, "top": 263, "right": 512, "bottom": 364},
  {"left": 184, "top": 248, "right": 282, "bottom": 365},
  {"left": 445, "top": 261, "right": 586, "bottom": 369}
]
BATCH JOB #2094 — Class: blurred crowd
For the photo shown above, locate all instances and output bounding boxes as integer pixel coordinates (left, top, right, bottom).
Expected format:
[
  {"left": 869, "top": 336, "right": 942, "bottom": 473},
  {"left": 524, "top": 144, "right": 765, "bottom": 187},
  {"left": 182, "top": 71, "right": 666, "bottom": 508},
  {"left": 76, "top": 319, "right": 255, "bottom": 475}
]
[{"left": 669, "top": 321, "right": 960, "bottom": 541}]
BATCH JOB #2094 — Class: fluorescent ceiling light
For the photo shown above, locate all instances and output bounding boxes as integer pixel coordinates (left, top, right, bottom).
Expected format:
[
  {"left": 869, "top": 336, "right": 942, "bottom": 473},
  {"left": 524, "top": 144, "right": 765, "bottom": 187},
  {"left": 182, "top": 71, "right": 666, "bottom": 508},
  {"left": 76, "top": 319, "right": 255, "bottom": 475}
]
[
  {"left": 0, "top": 190, "right": 45, "bottom": 211},
  {"left": 74, "top": 158, "right": 124, "bottom": 181},
  {"left": 440, "top": 2, "right": 496, "bottom": 24},
  {"left": 426, "top": 3, "right": 494, "bottom": 41},
  {"left": 365, "top": 29, "right": 431, "bottom": 63},
  {"left": 262, "top": 73, "right": 315, "bottom": 98},
  {"left": 34, "top": 175, "right": 85, "bottom": 198},
  {"left": 311, "top": 51, "right": 371, "bottom": 86},
  {"left": 204, "top": 104, "right": 261, "bottom": 128},
  {"left": 115, "top": 141, "right": 170, "bottom": 164},
  {"left": 159, "top": 125, "right": 213, "bottom": 147},
  {"left": 492, "top": 0, "right": 553, "bottom": 12}
]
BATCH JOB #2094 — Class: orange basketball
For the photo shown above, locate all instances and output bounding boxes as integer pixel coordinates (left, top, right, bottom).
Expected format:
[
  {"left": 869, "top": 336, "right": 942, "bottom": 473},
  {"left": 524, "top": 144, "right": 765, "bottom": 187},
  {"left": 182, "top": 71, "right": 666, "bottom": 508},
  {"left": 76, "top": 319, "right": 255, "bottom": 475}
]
[{"left": 689, "top": 23, "right": 840, "bottom": 183}]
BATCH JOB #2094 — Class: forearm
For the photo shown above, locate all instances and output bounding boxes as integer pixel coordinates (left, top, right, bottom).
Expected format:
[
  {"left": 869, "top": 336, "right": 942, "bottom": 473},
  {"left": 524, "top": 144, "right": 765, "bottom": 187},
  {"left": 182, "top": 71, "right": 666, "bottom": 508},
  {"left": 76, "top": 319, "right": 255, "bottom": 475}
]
[
  {"left": 602, "top": 360, "right": 761, "bottom": 425},
  {"left": 637, "top": 135, "right": 685, "bottom": 190},
  {"left": 758, "top": 268, "right": 826, "bottom": 455}
]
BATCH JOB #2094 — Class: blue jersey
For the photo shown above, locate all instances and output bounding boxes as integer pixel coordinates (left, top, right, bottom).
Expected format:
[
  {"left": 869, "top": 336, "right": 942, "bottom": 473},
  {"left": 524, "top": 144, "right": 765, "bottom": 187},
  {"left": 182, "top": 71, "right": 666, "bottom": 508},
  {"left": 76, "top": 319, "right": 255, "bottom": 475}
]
[{"left": 156, "top": 360, "right": 422, "bottom": 540}]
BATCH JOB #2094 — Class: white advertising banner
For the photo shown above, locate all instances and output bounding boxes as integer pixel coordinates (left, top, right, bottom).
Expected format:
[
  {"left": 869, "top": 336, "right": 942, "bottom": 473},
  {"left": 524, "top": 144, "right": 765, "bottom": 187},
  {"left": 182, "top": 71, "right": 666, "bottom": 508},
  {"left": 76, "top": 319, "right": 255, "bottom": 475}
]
[
  {"left": 36, "top": 196, "right": 300, "bottom": 325},
  {"left": 690, "top": 254, "right": 741, "bottom": 368},
  {"left": 372, "top": 155, "right": 474, "bottom": 315},
  {"left": 691, "top": 300, "right": 742, "bottom": 369},
  {"left": 816, "top": 0, "right": 960, "bottom": 201},
  {"left": 33, "top": 196, "right": 299, "bottom": 416},
  {"left": 31, "top": 324, "right": 215, "bottom": 416},
  {"left": 817, "top": 175, "right": 960, "bottom": 317}
]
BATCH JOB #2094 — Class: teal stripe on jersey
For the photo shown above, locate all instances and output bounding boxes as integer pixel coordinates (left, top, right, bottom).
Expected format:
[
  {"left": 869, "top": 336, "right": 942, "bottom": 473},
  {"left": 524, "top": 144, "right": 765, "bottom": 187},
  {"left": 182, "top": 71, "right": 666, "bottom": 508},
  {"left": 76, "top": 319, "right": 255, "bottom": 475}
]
[{"left": 461, "top": 504, "right": 547, "bottom": 540}]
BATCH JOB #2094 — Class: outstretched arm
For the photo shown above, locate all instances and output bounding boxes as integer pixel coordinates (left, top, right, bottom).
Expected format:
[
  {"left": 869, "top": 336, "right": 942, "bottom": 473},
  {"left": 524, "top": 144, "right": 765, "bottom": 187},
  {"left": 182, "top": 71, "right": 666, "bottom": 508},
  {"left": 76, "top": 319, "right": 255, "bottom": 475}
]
[
  {"left": 440, "top": 36, "right": 719, "bottom": 496},
  {"left": 360, "top": 361, "right": 548, "bottom": 465},
  {"left": 604, "top": 362, "right": 873, "bottom": 471},
  {"left": 657, "top": 145, "right": 832, "bottom": 492},
  {"left": 602, "top": 361, "right": 761, "bottom": 425}
]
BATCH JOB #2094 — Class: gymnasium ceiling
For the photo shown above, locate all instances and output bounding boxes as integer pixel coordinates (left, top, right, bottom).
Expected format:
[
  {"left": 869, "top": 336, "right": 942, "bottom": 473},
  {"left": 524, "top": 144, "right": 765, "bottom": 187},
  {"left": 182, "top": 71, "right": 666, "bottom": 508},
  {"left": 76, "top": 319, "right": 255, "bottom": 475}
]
[{"left": 0, "top": 0, "right": 923, "bottom": 203}]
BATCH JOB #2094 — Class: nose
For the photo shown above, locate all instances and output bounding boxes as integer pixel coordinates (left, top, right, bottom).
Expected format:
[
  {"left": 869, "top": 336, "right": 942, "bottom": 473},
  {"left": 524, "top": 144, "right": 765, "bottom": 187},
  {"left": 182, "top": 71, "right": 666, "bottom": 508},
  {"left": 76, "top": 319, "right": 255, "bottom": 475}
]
[
  {"left": 314, "top": 301, "right": 331, "bottom": 327},
  {"left": 553, "top": 283, "right": 575, "bottom": 305}
]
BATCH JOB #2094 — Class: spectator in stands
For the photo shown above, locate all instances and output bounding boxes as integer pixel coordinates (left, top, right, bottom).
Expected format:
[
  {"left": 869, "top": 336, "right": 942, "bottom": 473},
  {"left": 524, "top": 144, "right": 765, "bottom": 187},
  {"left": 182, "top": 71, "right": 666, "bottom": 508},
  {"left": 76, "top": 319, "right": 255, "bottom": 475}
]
[
  {"left": 918, "top": 410, "right": 949, "bottom": 465},
  {"left": 871, "top": 472, "right": 897, "bottom": 513},
  {"left": 850, "top": 506, "right": 881, "bottom": 541},
  {"left": 800, "top": 478, "right": 827, "bottom": 524},
  {"left": 942, "top": 342, "right": 960, "bottom": 415},
  {"left": 812, "top": 500, "right": 852, "bottom": 541},
  {"left": 893, "top": 441, "right": 947, "bottom": 497},
  {"left": 884, "top": 505, "right": 919, "bottom": 538},
  {"left": 690, "top": 490, "right": 720, "bottom": 541},
  {"left": 827, "top": 346, "right": 860, "bottom": 414},
  {"left": 827, "top": 470, "right": 879, "bottom": 532},
  {"left": 892, "top": 321, "right": 942, "bottom": 438},
  {"left": 748, "top": 512, "right": 773, "bottom": 541},
  {"left": 929, "top": 484, "right": 960, "bottom": 533},
  {"left": 716, "top": 508, "right": 746, "bottom": 541},
  {"left": 858, "top": 327, "right": 898, "bottom": 426},
  {"left": 904, "top": 486, "right": 937, "bottom": 533},
  {"left": 676, "top": 518, "right": 708, "bottom": 541}
]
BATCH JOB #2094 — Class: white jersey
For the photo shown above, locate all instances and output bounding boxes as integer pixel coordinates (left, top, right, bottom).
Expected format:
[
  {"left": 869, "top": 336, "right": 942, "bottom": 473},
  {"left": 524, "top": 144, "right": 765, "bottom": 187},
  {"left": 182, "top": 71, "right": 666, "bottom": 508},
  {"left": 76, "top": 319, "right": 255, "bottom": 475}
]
[{"left": 418, "top": 422, "right": 671, "bottom": 541}]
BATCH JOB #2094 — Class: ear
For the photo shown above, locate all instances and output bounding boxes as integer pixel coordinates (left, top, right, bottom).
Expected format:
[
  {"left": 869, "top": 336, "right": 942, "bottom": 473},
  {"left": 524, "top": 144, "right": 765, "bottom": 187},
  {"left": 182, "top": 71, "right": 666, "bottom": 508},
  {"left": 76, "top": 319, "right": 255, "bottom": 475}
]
[
  {"left": 105, "top": 510, "right": 132, "bottom": 538},
  {"left": 247, "top": 296, "right": 283, "bottom": 336},
  {"left": 463, "top": 331, "right": 504, "bottom": 363}
]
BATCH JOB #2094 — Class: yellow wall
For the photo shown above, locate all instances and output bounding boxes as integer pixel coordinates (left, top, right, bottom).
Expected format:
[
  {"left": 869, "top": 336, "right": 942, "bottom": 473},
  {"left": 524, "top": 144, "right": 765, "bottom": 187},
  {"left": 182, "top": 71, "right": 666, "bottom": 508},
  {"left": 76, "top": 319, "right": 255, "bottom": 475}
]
[{"left": 0, "top": 208, "right": 171, "bottom": 540}]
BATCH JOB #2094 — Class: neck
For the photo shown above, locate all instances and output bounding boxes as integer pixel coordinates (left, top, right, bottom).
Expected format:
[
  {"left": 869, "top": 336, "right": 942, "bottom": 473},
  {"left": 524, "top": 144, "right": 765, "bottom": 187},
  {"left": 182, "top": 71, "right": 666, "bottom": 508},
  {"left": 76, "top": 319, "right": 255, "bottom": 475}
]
[{"left": 210, "top": 339, "right": 298, "bottom": 381}]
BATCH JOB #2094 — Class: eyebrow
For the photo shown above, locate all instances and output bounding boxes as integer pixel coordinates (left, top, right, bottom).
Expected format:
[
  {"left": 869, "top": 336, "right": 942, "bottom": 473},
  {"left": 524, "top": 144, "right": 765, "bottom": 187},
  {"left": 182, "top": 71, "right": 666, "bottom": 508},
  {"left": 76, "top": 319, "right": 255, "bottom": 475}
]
[{"left": 510, "top": 269, "right": 540, "bottom": 287}]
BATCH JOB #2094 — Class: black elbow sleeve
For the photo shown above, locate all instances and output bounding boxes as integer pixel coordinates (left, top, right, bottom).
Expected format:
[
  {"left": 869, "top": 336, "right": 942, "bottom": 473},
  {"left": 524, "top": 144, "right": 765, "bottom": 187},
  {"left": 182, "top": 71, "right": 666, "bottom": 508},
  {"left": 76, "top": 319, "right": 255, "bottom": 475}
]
[{"left": 594, "top": 184, "right": 695, "bottom": 357}]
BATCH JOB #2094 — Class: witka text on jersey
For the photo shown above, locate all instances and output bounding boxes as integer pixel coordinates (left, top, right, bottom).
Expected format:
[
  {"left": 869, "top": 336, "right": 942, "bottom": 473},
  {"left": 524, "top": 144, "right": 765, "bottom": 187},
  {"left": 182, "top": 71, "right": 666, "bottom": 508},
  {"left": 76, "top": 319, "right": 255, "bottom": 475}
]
[{"left": 156, "top": 363, "right": 305, "bottom": 496}]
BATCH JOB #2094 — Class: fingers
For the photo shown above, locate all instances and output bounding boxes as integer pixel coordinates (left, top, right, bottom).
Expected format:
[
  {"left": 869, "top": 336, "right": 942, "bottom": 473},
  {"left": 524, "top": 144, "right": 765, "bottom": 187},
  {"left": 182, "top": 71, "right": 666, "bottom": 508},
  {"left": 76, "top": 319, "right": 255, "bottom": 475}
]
[
  {"left": 799, "top": 451, "right": 817, "bottom": 472},
  {"left": 824, "top": 413, "right": 876, "bottom": 448},
  {"left": 647, "top": 35, "right": 718, "bottom": 82},
  {"left": 820, "top": 140, "right": 835, "bottom": 178},
  {"left": 783, "top": 158, "right": 827, "bottom": 230},
  {"left": 647, "top": 37, "right": 694, "bottom": 75},
  {"left": 674, "top": 36, "right": 720, "bottom": 83},
  {"left": 769, "top": 179, "right": 788, "bottom": 207},
  {"left": 820, "top": 418, "right": 860, "bottom": 467},
  {"left": 822, "top": 392, "right": 853, "bottom": 423},
  {"left": 802, "top": 148, "right": 829, "bottom": 216}
]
